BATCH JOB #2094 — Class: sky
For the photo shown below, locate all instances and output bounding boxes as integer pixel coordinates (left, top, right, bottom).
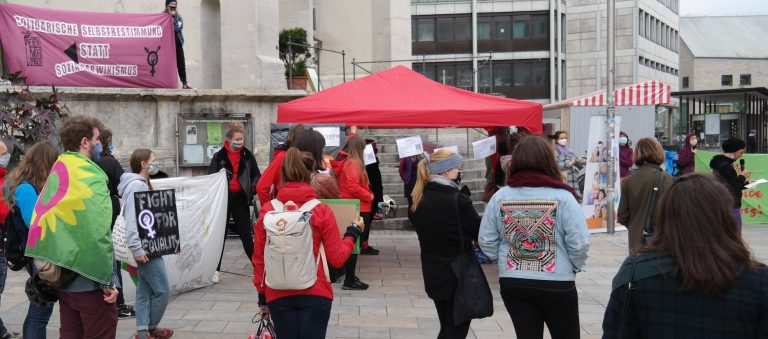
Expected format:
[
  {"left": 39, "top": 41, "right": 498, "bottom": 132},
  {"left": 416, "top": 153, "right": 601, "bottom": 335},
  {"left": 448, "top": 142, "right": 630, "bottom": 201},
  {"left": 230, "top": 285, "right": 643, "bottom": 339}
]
[{"left": 680, "top": 0, "right": 768, "bottom": 16}]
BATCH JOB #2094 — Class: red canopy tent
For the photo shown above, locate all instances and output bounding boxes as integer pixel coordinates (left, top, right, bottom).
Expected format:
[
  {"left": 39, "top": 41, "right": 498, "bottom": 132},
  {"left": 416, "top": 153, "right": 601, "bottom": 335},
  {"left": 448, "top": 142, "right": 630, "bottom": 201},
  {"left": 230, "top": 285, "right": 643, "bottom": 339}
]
[{"left": 277, "top": 66, "right": 543, "bottom": 133}]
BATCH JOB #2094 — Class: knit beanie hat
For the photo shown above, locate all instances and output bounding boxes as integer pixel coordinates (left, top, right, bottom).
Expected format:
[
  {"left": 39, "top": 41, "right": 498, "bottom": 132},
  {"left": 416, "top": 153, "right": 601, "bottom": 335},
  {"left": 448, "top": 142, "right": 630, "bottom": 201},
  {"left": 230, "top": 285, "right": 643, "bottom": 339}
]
[
  {"left": 165, "top": 0, "right": 176, "bottom": 6},
  {"left": 721, "top": 138, "right": 746, "bottom": 153}
]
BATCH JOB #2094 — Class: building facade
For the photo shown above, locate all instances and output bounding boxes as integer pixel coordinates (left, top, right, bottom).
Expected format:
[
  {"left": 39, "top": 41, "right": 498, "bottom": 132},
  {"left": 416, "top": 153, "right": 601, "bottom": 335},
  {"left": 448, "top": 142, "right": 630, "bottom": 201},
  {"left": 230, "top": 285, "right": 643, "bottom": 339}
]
[{"left": 566, "top": 0, "right": 680, "bottom": 98}]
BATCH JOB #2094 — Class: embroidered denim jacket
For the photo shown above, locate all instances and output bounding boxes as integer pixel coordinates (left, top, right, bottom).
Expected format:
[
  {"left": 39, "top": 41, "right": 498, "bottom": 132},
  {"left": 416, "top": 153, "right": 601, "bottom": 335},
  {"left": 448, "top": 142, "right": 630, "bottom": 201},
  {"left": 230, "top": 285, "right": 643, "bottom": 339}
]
[{"left": 479, "top": 186, "right": 590, "bottom": 281}]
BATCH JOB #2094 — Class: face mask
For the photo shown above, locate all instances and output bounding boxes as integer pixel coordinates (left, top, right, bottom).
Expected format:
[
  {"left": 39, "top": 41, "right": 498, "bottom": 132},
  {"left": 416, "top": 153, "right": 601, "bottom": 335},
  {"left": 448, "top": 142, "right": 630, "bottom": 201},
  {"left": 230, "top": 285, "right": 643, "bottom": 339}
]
[
  {"left": 690, "top": 139, "right": 697, "bottom": 147},
  {"left": 147, "top": 162, "right": 161, "bottom": 176},
  {"left": 557, "top": 139, "right": 568, "bottom": 146},
  {"left": 90, "top": 141, "right": 102, "bottom": 161},
  {"left": 0, "top": 153, "right": 9, "bottom": 168},
  {"left": 453, "top": 171, "right": 463, "bottom": 185},
  {"left": 619, "top": 137, "right": 628, "bottom": 145},
  {"left": 230, "top": 141, "right": 243, "bottom": 150},
  {"left": 108, "top": 144, "right": 114, "bottom": 153}
]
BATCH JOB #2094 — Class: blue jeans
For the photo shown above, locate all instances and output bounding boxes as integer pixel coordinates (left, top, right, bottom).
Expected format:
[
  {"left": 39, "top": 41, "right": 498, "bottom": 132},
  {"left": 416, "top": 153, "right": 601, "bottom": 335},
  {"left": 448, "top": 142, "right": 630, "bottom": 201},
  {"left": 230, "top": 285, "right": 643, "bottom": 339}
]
[
  {"left": 135, "top": 256, "right": 171, "bottom": 331},
  {"left": 268, "top": 295, "right": 332, "bottom": 339},
  {"left": 24, "top": 261, "right": 54, "bottom": 339},
  {"left": 0, "top": 257, "right": 9, "bottom": 336}
]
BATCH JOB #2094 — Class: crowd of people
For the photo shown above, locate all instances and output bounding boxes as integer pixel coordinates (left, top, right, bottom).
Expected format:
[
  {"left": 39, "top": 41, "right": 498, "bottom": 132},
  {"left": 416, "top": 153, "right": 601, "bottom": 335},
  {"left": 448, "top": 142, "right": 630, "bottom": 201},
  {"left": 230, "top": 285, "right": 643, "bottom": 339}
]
[{"left": 0, "top": 114, "right": 764, "bottom": 339}]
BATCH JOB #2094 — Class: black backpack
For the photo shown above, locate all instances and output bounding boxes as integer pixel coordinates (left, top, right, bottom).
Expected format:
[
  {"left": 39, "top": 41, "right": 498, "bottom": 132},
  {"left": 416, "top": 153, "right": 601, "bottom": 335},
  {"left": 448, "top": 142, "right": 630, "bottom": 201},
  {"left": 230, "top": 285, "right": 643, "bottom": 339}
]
[{"left": 2, "top": 204, "right": 30, "bottom": 271}]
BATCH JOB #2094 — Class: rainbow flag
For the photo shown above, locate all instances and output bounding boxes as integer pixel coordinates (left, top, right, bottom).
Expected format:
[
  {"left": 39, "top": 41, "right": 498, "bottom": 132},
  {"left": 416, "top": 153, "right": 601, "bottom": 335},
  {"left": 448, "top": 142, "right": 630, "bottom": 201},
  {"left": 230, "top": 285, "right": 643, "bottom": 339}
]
[{"left": 25, "top": 151, "right": 114, "bottom": 285}]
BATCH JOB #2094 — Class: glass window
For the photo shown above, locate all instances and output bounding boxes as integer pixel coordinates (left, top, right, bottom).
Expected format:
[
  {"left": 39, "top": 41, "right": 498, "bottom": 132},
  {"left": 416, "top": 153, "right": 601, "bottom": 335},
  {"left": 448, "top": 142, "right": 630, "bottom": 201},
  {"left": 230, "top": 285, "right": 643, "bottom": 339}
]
[
  {"left": 513, "top": 62, "right": 532, "bottom": 86},
  {"left": 493, "top": 63, "right": 512, "bottom": 87},
  {"left": 532, "top": 15, "right": 548, "bottom": 38},
  {"left": 638, "top": 10, "right": 644, "bottom": 38},
  {"left": 437, "top": 65, "right": 455, "bottom": 86},
  {"left": 436, "top": 18, "right": 454, "bottom": 42},
  {"left": 512, "top": 16, "right": 530, "bottom": 39},
  {"left": 721, "top": 74, "right": 732, "bottom": 86},
  {"left": 682, "top": 77, "right": 689, "bottom": 89},
  {"left": 740, "top": 74, "right": 751, "bottom": 86},
  {"left": 495, "top": 16, "right": 511, "bottom": 40},
  {"left": 412, "top": 19, "right": 417, "bottom": 43},
  {"left": 478, "top": 66, "right": 491, "bottom": 89},
  {"left": 532, "top": 63, "right": 548, "bottom": 86},
  {"left": 418, "top": 20, "right": 434, "bottom": 42},
  {"left": 478, "top": 18, "right": 492, "bottom": 40},
  {"left": 455, "top": 17, "right": 471, "bottom": 41},
  {"left": 457, "top": 65, "right": 473, "bottom": 89}
]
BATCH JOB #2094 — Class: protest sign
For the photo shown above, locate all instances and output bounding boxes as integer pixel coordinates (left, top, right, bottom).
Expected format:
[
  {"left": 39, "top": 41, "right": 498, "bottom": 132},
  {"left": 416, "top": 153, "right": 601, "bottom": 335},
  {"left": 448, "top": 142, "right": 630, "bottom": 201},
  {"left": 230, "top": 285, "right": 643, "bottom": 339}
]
[
  {"left": 313, "top": 127, "right": 341, "bottom": 147},
  {"left": 396, "top": 136, "right": 424, "bottom": 158},
  {"left": 0, "top": 3, "right": 177, "bottom": 88},
  {"left": 133, "top": 189, "right": 180, "bottom": 257},
  {"left": 320, "top": 199, "right": 361, "bottom": 254},
  {"left": 695, "top": 150, "right": 768, "bottom": 224},
  {"left": 472, "top": 136, "right": 497, "bottom": 159},
  {"left": 363, "top": 144, "right": 377, "bottom": 165}
]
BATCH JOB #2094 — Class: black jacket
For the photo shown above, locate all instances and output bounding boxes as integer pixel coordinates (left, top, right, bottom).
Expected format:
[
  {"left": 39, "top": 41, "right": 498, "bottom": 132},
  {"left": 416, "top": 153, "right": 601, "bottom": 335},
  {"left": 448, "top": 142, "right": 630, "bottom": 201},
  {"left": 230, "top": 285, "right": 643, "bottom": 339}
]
[
  {"left": 96, "top": 155, "right": 124, "bottom": 226},
  {"left": 709, "top": 155, "right": 747, "bottom": 208},
  {"left": 209, "top": 146, "right": 261, "bottom": 205},
  {"left": 412, "top": 182, "right": 481, "bottom": 300}
]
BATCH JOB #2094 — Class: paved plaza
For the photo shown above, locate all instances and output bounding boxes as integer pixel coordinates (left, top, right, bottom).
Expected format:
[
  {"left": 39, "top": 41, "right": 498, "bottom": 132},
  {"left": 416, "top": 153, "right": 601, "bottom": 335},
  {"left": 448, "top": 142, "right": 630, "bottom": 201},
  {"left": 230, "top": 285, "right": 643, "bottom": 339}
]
[{"left": 1, "top": 225, "right": 767, "bottom": 338}]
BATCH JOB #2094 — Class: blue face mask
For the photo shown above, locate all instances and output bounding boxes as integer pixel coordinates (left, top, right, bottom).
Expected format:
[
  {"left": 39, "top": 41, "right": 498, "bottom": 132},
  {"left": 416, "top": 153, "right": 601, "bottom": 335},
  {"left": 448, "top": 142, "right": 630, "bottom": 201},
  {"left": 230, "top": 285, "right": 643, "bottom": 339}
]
[
  {"left": 108, "top": 144, "right": 114, "bottom": 153},
  {"left": 91, "top": 142, "right": 103, "bottom": 162}
]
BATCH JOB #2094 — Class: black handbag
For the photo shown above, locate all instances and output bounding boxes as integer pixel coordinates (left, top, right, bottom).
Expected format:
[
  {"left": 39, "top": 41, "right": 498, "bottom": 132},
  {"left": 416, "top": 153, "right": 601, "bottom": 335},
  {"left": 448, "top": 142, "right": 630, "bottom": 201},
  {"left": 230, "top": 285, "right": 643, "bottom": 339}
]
[
  {"left": 450, "top": 194, "right": 494, "bottom": 325},
  {"left": 640, "top": 171, "right": 663, "bottom": 245}
]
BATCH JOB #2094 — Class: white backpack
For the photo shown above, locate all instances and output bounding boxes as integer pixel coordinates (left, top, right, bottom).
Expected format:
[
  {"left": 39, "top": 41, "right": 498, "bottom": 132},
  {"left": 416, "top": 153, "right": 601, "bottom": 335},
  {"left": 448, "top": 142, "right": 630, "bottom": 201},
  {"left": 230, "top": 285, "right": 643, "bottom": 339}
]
[{"left": 262, "top": 199, "right": 329, "bottom": 290}]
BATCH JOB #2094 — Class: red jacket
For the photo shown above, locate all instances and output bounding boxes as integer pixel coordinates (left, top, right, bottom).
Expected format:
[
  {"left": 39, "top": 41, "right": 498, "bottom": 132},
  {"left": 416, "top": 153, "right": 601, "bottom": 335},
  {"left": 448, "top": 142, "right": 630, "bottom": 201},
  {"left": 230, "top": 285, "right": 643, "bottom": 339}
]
[
  {"left": 0, "top": 167, "right": 8, "bottom": 224},
  {"left": 252, "top": 182, "right": 355, "bottom": 303},
  {"left": 256, "top": 149, "right": 287, "bottom": 205},
  {"left": 331, "top": 152, "right": 373, "bottom": 213}
]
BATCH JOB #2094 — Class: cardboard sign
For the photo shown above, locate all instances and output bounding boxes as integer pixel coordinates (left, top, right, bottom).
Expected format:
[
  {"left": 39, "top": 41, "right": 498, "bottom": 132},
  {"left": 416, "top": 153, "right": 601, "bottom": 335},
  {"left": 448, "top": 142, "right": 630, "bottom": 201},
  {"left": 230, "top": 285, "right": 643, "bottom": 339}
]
[
  {"left": 133, "top": 189, "right": 180, "bottom": 257},
  {"left": 472, "top": 136, "right": 497, "bottom": 159},
  {"left": 319, "top": 199, "right": 361, "bottom": 254},
  {"left": 363, "top": 144, "right": 377, "bottom": 165},
  {"left": 396, "top": 136, "right": 424, "bottom": 159},
  {"left": 313, "top": 127, "right": 341, "bottom": 147}
]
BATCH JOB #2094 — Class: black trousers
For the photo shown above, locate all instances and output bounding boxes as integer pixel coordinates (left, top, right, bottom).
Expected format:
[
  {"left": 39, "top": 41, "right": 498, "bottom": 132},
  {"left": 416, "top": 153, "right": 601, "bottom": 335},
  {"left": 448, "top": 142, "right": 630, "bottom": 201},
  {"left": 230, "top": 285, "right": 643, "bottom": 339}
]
[
  {"left": 217, "top": 191, "right": 254, "bottom": 271},
  {"left": 175, "top": 38, "right": 187, "bottom": 84},
  {"left": 433, "top": 299, "right": 471, "bottom": 339},
  {"left": 499, "top": 278, "right": 580, "bottom": 339},
  {"left": 343, "top": 212, "right": 371, "bottom": 283},
  {"left": 360, "top": 211, "right": 373, "bottom": 244}
]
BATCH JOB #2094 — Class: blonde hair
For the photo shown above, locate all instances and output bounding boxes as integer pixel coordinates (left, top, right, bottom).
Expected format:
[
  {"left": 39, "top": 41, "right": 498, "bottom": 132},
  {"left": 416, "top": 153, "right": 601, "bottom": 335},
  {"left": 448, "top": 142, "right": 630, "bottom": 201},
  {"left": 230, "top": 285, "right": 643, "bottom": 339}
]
[
  {"left": 411, "top": 149, "right": 456, "bottom": 212},
  {"left": 226, "top": 122, "right": 245, "bottom": 139},
  {"left": 633, "top": 137, "right": 665, "bottom": 166}
]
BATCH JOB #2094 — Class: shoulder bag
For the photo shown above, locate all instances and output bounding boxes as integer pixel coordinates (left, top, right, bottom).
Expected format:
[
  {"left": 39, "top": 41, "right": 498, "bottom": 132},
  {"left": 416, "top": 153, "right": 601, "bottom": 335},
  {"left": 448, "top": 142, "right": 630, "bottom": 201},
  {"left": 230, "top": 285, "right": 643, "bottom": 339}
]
[
  {"left": 450, "top": 193, "right": 494, "bottom": 325},
  {"left": 640, "top": 171, "right": 663, "bottom": 245}
]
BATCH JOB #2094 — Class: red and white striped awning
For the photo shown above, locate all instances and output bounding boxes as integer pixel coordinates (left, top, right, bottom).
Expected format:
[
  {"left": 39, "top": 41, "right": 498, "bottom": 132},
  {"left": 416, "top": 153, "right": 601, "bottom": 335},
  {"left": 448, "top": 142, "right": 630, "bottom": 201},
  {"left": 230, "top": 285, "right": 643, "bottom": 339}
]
[{"left": 570, "top": 80, "right": 672, "bottom": 107}]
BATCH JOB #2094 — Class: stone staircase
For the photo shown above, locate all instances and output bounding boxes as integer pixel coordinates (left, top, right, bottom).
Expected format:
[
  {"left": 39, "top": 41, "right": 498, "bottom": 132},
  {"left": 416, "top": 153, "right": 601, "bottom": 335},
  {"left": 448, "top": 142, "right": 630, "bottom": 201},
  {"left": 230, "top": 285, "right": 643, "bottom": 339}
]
[{"left": 356, "top": 128, "right": 489, "bottom": 230}]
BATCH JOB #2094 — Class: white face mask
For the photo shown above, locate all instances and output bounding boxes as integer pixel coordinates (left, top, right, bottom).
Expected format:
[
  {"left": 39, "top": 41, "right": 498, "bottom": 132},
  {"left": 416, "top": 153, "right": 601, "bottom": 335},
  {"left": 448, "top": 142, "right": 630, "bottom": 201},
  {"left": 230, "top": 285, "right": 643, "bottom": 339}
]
[
  {"left": 557, "top": 139, "right": 568, "bottom": 146},
  {"left": 619, "top": 137, "right": 628, "bottom": 145}
]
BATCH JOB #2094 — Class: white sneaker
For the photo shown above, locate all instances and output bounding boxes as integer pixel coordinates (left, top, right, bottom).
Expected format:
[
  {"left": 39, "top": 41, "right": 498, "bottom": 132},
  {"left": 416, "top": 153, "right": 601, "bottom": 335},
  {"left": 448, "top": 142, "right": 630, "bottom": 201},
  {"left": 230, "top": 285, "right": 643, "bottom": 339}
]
[{"left": 212, "top": 271, "right": 220, "bottom": 284}]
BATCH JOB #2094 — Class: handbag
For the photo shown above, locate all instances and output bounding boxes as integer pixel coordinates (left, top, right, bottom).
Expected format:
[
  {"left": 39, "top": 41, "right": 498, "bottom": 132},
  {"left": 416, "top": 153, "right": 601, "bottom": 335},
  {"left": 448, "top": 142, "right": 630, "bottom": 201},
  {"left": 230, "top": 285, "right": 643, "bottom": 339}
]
[
  {"left": 248, "top": 316, "right": 276, "bottom": 339},
  {"left": 640, "top": 171, "right": 663, "bottom": 245},
  {"left": 111, "top": 203, "right": 138, "bottom": 267},
  {"left": 450, "top": 194, "right": 494, "bottom": 325},
  {"left": 617, "top": 255, "right": 639, "bottom": 339}
]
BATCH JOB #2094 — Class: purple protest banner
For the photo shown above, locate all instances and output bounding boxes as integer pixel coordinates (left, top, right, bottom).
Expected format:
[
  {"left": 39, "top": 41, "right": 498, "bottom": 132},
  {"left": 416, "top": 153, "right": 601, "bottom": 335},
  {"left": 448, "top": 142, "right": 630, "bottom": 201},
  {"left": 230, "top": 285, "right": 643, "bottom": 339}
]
[{"left": 0, "top": 3, "right": 178, "bottom": 88}]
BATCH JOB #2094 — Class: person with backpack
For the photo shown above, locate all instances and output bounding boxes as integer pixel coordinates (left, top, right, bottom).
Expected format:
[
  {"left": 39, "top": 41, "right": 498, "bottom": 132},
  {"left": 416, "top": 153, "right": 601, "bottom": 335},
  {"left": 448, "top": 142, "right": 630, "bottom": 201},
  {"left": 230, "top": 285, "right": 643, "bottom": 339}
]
[
  {"left": 118, "top": 149, "right": 173, "bottom": 339},
  {"left": 256, "top": 124, "right": 306, "bottom": 205},
  {"left": 5, "top": 140, "right": 59, "bottom": 339},
  {"left": 252, "top": 147, "right": 363, "bottom": 339},
  {"left": 0, "top": 138, "right": 23, "bottom": 339},
  {"left": 209, "top": 122, "right": 261, "bottom": 282},
  {"left": 331, "top": 135, "right": 373, "bottom": 290}
]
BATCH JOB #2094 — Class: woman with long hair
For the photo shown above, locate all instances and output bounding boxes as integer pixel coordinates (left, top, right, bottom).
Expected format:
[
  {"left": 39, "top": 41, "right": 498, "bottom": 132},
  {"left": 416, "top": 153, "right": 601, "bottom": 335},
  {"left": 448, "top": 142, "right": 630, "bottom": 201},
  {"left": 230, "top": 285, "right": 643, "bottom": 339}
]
[
  {"left": 6, "top": 140, "right": 59, "bottom": 339},
  {"left": 256, "top": 124, "right": 306, "bottom": 205},
  {"left": 411, "top": 149, "right": 481, "bottom": 339},
  {"left": 118, "top": 149, "right": 173, "bottom": 339},
  {"left": 163, "top": 1, "right": 191, "bottom": 88},
  {"left": 293, "top": 130, "right": 339, "bottom": 198},
  {"left": 618, "top": 137, "right": 673, "bottom": 253},
  {"left": 479, "top": 135, "right": 589, "bottom": 339},
  {"left": 603, "top": 174, "right": 768, "bottom": 338},
  {"left": 253, "top": 148, "right": 362, "bottom": 339},
  {"left": 331, "top": 135, "right": 373, "bottom": 290},
  {"left": 553, "top": 131, "right": 582, "bottom": 194},
  {"left": 209, "top": 122, "right": 261, "bottom": 280}
]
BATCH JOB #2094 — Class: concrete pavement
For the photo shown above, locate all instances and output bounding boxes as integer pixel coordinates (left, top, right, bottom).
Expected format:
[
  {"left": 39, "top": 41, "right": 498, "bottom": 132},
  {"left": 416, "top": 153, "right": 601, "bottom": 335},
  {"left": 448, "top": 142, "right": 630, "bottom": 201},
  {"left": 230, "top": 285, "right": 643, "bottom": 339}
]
[{"left": 2, "top": 225, "right": 767, "bottom": 338}]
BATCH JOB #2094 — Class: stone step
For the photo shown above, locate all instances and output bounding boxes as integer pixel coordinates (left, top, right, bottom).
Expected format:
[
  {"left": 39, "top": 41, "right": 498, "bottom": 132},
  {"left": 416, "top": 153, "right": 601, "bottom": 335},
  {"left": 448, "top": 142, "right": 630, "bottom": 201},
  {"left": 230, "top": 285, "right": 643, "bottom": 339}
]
[
  {"left": 382, "top": 178, "right": 486, "bottom": 195},
  {"left": 378, "top": 168, "right": 486, "bottom": 184}
]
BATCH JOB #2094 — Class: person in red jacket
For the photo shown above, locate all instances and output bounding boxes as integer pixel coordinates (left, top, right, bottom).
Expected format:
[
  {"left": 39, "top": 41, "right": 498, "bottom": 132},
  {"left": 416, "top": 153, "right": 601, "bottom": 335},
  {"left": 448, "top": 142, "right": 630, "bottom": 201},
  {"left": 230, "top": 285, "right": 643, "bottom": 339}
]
[
  {"left": 253, "top": 148, "right": 362, "bottom": 339},
  {"left": 331, "top": 135, "right": 373, "bottom": 290},
  {"left": 256, "top": 124, "right": 306, "bottom": 205},
  {"left": 677, "top": 133, "right": 697, "bottom": 175}
]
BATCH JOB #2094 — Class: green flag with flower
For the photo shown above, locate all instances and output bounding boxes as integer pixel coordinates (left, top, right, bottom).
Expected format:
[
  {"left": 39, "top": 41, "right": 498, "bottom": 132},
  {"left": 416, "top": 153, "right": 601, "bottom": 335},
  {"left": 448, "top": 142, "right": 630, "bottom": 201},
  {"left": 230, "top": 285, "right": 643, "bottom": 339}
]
[{"left": 25, "top": 151, "right": 114, "bottom": 285}]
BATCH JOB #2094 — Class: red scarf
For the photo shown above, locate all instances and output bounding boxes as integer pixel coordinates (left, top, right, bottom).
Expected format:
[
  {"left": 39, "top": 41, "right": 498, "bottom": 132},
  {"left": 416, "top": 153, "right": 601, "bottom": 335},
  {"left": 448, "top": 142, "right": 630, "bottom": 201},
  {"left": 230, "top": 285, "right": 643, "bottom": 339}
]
[
  {"left": 224, "top": 140, "right": 243, "bottom": 192},
  {"left": 506, "top": 171, "right": 581, "bottom": 201}
]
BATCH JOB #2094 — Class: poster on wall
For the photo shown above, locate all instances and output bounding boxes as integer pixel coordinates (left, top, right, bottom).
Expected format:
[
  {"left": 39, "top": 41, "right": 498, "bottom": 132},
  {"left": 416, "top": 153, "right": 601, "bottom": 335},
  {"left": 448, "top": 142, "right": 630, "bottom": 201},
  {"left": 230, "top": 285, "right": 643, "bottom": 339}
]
[
  {"left": 121, "top": 172, "right": 228, "bottom": 303},
  {"left": 0, "top": 3, "right": 177, "bottom": 88},
  {"left": 581, "top": 116, "right": 622, "bottom": 230}
]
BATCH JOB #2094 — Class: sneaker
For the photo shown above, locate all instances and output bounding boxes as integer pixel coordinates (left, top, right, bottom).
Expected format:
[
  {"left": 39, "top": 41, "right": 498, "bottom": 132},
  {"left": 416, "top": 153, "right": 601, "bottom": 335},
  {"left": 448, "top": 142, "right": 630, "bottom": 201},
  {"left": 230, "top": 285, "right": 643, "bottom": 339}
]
[
  {"left": 118, "top": 304, "right": 136, "bottom": 318},
  {"left": 182, "top": 83, "right": 194, "bottom": 89},
  {"left": 212, "top": 271, "right": 220, "bottom": 284},
  {"left": 0, "top": 331, "right": 21, "bottom": 339},
  {"left": 360, "top": 246, "right": 380, "bottom": 255},
  {"left": 150, "top": 327, "right": 174, "bottom": 339},
  {"left": 342, "top": 277, "right": 369, "bottom": 290},
  {"left": 373, "top": 212, "right": 384, "bottom": 220}
]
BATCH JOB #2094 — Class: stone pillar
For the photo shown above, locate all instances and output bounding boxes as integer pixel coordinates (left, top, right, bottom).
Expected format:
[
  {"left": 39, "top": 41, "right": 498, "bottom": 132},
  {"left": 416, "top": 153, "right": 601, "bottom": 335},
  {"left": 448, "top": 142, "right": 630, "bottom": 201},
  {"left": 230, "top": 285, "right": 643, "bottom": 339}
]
[
  {"left": 220, "top": 0, "right": 284, "bottom": 90},
  {"left": 371, "top": 0, "right": 412, "bottom": 72}
]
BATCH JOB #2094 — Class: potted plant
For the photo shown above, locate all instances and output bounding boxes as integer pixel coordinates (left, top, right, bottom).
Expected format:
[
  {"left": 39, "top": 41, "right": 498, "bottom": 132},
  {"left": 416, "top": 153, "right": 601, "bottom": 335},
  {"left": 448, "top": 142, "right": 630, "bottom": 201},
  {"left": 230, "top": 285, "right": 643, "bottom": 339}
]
[{"left": 279, "top": 27, "right": 312, "bottom": 90}]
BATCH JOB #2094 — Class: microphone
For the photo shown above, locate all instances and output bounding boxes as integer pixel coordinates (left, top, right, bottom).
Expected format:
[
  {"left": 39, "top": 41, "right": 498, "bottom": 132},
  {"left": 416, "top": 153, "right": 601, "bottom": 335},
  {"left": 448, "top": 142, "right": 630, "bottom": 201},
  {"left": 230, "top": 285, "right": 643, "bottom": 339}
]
[{"left": 740, "top": 159, "right": 745, "bottom": 172}]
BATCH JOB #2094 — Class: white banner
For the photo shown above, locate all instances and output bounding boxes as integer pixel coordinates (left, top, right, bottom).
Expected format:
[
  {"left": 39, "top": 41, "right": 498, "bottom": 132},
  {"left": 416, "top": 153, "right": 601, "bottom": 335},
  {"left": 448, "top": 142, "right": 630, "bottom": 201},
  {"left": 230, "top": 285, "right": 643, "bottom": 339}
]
[
  {"left": 313, "top": 127, "right": 341, "bottom": 147},
  {"left": 396, "top": 136, "right": 424, "bottom": 158},
  {"left": 121, "top": 172, "right": 228, "bottom": 303}
]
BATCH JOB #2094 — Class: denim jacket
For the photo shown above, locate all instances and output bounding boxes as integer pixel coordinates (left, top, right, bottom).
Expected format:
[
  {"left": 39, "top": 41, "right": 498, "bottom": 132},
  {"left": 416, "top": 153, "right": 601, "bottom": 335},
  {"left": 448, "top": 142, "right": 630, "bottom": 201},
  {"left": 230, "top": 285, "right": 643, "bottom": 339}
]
[{"left": 479, "top": 186, "right": 590, "bottom": 281}]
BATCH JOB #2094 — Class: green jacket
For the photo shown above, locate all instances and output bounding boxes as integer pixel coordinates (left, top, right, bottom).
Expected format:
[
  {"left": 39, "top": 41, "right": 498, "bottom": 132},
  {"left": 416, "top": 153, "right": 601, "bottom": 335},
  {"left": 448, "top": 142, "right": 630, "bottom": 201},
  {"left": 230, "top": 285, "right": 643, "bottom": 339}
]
[{"left": 618, "top": 164, "right": 673, "bottom": 253}]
